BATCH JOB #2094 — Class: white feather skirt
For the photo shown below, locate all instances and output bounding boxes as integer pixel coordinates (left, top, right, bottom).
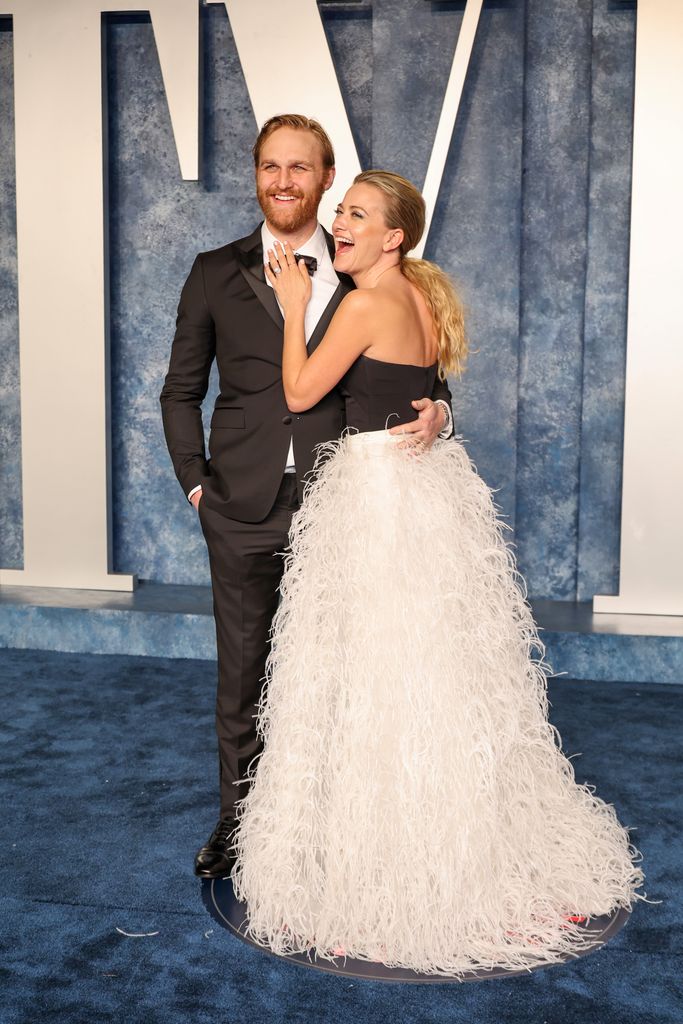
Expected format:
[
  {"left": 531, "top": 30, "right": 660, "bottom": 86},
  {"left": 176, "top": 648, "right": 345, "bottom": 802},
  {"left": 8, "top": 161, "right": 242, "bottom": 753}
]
[{"left": 232, "top": 430, "right": 644, "bottom": 976}]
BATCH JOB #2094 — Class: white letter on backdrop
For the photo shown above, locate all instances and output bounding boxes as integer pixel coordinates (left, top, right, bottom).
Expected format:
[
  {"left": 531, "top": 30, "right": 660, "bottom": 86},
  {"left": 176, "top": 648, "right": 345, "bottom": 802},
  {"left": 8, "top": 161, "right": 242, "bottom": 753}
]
[
  {"left": 0, "top": 0, "right": 199, "bottom": 591},
  {"left": 594, "top": 0, "right": 683, "bottom": 616},
  {"left": 209, "top": 0, "right": 482, "bottom": 254}
]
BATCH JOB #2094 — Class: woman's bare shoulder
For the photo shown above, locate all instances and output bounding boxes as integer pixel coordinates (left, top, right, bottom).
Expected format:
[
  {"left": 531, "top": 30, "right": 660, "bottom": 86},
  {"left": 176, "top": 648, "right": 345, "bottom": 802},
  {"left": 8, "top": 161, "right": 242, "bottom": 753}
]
[
  {"left": 333, "top": 288, "right": 386, "bottom": 328},
  {"left": 339, "top": 288, "right": 382, "bottom": 311}
]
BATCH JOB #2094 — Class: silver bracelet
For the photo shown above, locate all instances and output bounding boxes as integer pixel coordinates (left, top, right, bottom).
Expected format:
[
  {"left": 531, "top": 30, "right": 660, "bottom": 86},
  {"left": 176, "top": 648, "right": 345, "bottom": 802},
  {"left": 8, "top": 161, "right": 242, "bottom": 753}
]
[{"left": 435, "top": 400, "right": 453, "bottom": 439}]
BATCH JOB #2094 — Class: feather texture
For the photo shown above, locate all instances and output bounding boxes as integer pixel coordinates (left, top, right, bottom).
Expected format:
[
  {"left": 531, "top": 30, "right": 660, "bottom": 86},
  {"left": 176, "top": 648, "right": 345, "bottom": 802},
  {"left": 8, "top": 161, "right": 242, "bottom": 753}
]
[{"left": 232, "top": 430, "right": 644, "bottom": 976}]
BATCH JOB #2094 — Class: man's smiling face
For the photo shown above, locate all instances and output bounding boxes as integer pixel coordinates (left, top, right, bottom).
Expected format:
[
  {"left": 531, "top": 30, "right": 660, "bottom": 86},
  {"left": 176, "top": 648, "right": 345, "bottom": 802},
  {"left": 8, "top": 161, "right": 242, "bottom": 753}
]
[{"left": 256, "top": 127, "right": 335, "bottom": 238}]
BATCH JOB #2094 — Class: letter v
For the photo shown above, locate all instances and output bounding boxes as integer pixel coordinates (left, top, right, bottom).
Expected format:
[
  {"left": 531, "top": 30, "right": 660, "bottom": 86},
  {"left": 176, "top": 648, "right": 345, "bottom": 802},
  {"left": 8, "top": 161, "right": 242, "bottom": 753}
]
[{"left": 209, "top": 0, "right": 483, "bottom": 253}]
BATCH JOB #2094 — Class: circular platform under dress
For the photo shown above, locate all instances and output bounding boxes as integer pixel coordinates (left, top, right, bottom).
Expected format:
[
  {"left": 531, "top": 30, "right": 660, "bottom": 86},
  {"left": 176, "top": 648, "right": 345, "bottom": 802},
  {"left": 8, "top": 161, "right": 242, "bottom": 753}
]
[{"left": 201, "top": 877, "right": 632, "bottom": 983}]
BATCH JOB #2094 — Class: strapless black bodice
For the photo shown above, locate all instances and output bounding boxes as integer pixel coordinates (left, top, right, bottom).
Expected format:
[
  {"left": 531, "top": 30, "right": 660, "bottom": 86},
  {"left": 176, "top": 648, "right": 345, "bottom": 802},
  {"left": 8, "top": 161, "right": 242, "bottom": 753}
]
[{"left": 340, "top": 355, "right": 439, "bottom": 433}]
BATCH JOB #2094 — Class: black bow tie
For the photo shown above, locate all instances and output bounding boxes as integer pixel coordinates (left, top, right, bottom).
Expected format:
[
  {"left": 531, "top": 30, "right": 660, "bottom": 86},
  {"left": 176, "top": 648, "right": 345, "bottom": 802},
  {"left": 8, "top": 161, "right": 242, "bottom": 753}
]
[{"left": 294, "top": 253, "right": 318, "bottom": 276}]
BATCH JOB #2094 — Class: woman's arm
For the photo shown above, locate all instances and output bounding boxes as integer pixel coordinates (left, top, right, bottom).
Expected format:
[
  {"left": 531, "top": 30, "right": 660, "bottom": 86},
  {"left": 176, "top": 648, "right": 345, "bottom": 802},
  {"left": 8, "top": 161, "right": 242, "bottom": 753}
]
[{"left": 265, "top": 241, "right": 372, "bottom": 412}]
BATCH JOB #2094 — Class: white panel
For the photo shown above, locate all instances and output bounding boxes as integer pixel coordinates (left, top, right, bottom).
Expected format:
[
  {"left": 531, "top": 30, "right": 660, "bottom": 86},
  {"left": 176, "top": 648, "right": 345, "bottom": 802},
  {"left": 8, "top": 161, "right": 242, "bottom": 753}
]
[
  {"left": 208, "top": 0, "right": 361, "bottom": 230},
  {"left": 594, "top": 0, "right": 683, "bottom": 616},
  {"left": 0, "top": 0, "right": 199, "bottom": 591},
  {"left": 149, "top": 0, "right": 200, "bottom": 180}
]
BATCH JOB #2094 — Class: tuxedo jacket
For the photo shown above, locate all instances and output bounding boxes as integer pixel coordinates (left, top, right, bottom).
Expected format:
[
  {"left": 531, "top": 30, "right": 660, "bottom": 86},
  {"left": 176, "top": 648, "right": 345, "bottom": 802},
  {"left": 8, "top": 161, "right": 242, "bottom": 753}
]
[{"left": 160, "top": 225, "right": 453, "bottom": 523}]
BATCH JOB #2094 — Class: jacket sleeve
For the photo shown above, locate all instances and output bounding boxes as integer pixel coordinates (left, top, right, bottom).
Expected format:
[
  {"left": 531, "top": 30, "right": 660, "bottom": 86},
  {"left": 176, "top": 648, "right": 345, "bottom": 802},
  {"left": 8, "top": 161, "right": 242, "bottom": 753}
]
[{"left": 159, "top": 254, "right": 216, "bottom": 499}]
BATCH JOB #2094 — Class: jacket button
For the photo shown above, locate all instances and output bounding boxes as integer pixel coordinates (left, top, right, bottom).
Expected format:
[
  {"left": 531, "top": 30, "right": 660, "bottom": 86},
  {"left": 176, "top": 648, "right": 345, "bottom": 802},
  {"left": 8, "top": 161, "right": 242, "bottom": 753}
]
[{"left": 282, "top": 415, "right": 292, "bottom": 425}]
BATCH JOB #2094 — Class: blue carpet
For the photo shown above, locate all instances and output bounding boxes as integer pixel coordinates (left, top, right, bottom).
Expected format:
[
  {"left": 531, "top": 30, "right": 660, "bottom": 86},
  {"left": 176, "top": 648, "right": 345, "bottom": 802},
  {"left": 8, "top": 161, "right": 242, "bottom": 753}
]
[{"left": 1, "top": 649, "right": 680, "bottom": 1023}]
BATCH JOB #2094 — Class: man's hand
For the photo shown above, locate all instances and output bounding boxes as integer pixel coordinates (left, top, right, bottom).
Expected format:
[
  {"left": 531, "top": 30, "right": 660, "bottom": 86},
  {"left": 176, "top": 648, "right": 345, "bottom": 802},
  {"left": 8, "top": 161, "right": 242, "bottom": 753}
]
[
  {"left": 388, "top": 397, "right": 447, "bottom": 450},
  {"left": 190, "top": 488, "right": 202, "bottom": 511}
]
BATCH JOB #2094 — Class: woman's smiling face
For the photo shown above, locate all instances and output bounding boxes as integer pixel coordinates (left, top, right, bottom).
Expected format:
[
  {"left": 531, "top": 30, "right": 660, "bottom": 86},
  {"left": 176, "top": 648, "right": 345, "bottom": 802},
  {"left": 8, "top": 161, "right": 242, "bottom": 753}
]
[{"left": 332, "top": 183, "right": 402, "bottom": 277}]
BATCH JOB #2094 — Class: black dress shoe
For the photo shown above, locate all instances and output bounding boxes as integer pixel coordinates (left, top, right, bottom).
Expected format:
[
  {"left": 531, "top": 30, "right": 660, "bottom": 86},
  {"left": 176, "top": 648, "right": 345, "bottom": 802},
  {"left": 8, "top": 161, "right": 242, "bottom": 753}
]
[{"left": 194, "top": 817, "right": 237, "bottom": 878}]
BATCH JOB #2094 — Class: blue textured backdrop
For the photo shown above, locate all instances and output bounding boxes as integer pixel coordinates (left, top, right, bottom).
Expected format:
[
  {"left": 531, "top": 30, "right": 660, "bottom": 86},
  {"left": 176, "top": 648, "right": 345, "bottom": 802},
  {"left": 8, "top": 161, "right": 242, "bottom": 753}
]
[{"left": 0, "top": 1, "right": 636, "bottom": 599}]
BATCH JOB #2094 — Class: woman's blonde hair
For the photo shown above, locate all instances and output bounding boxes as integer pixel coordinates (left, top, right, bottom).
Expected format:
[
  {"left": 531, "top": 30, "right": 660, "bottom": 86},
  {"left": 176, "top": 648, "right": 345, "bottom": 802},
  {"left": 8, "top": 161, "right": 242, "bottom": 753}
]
[{"left": 353, "top": 170, "right": 467, "bottom": 377}]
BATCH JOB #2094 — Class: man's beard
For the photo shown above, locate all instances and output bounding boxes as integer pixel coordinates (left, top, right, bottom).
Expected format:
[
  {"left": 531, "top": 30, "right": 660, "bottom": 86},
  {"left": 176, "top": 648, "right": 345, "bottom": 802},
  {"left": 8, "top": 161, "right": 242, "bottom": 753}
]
[{"left": 257, "top": 182, "right": 326, "bottom": 235}]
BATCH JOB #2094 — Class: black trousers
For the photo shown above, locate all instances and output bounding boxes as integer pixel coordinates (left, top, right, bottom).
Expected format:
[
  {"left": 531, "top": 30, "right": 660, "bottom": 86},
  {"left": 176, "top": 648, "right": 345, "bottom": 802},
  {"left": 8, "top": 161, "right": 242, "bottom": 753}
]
[{"left": 198, "top": 474, "right": 300, "bottom": 819}]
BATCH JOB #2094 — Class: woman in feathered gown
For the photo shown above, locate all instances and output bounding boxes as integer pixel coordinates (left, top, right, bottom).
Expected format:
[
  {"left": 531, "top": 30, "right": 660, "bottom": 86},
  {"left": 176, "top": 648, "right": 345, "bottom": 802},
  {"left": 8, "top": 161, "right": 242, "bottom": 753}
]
[{"left": 231, "top": 170, "right": 644, "bottom": 976}]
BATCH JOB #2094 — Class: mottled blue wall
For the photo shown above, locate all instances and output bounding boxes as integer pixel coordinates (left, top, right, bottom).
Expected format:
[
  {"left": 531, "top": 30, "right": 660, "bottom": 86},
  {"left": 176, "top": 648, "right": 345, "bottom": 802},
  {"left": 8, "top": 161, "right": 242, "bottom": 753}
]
[
  {"left": 0, "top": 20, "right": 20, "bottom": 571},
  {"left": 0, "top": 1, "right": 636, "bottom": 599},
  {"left": 516, "top": 0, "right": 594, "bottom": 599}
]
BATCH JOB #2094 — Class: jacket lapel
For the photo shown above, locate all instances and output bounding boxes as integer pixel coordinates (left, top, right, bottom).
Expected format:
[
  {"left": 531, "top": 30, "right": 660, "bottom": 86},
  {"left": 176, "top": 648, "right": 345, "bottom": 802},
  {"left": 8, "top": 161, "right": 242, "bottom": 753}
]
[
  {"left": 235, "top": 225, "right": 284, "bottom": 330},
  {"left": 307, "top": 282, "right": 350, "bottom": 354},
  {"left": 234, "top": 224, "right": 354, "bottom": 346},
  {"left": 308, "top": 229, "right": 354, "bottom": 354}
]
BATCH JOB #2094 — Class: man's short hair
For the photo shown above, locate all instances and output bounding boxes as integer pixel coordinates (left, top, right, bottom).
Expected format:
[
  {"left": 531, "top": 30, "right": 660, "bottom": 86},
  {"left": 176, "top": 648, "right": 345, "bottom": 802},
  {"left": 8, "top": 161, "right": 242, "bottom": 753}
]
[{"left": 252, "top": 114, "right": 335, "bottom": 169}]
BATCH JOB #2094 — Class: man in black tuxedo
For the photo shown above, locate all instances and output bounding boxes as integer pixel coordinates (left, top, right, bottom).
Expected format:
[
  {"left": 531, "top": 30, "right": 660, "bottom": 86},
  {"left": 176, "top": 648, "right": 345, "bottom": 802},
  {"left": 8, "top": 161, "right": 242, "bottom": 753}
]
[{"left": 160, "top": 115, "right": 454, "bottom": 878}]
